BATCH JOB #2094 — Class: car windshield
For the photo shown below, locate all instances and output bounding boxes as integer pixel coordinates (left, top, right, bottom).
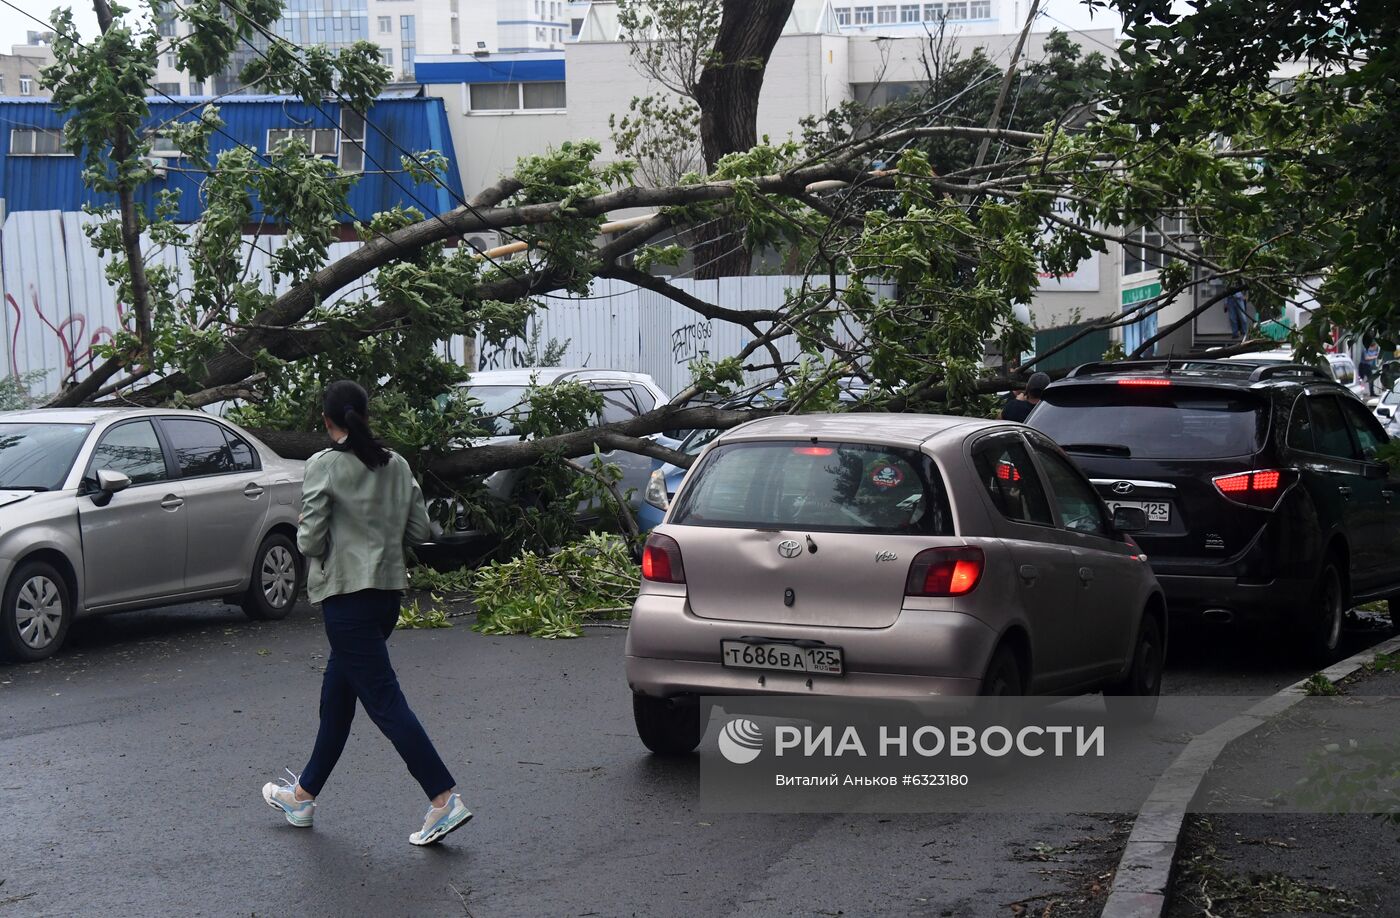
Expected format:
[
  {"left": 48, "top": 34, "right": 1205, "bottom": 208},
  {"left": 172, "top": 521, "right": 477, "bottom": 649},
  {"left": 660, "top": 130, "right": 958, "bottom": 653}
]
[
  {"left": 680, "top": 426, "right": 720, "bottom": 456},
  {"left": 0, "top": 423, "right": 91, "bottom": 491},
  {"left": 461, "top": 385, "right": 530, "bottom": 436},
  {"left": 1031, "top": 387, "right": 1267, "bottom": 459},
  {"left": 671, "top": 441, "right": 953, "bottom": 535}
]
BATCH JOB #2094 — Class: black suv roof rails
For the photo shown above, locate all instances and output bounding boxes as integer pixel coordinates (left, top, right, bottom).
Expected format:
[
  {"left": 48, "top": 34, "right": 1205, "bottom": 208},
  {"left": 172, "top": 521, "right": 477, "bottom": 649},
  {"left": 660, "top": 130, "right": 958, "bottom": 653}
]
[
  {"left": 1063, "top": 358, "right": 1333, "bottom": 385},
  {"left": 1248, "top": 363, "right": 1333, "bottom": 383}
]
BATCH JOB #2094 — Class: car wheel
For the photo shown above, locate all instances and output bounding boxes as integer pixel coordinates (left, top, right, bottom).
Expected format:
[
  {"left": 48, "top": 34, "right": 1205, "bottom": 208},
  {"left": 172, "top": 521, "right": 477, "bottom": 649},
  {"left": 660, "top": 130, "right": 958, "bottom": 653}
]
[
  {"left": 241, "top": 534, "right": 302, "bottom": 622},
  {"left": 1297, "top": 561, "right": 1345, "bottom": 664},
  {"left": 1104, "top": 613, "right": 1163, "bottom": 724},
  {"left": 979, "top": 645, "right": 1025, "bottom": 696},
  {"left": 632, "top": 694, "right": 703, "bottom": 756},
  {"left": 0, "top": 560, "right": 73, "bottom": 663}
]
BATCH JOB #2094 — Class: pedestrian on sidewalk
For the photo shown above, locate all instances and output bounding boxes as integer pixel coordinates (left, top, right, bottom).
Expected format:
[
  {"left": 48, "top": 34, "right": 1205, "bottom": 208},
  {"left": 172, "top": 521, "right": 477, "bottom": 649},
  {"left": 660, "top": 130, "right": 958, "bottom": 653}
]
[
  {"left": 1225, "top": 290, "right": 1251, "bottom": 339},
  {"left": 1001, "top": 372, "right": 1050, "bottom": 422},
  {"left": 260, "top": 380, "right": 472, "bottom": 846}
]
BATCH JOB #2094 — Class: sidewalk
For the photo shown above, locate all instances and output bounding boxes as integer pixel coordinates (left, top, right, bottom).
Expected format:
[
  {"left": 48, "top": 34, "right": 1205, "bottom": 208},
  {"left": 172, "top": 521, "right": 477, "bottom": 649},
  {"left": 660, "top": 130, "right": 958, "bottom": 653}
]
[{"left": 1166, "top": 652, "right": 1400, "bottom": 917}]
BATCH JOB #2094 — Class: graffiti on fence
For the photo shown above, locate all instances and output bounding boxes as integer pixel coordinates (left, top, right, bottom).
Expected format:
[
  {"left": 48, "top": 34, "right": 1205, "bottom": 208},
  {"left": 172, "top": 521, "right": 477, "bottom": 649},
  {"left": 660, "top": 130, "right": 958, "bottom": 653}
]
[
  {"left": 5, "top": 287, "right": 125, "bottom": 382},
  {"left": 671, "top": 319, "right": 712, "bottom": 366}
]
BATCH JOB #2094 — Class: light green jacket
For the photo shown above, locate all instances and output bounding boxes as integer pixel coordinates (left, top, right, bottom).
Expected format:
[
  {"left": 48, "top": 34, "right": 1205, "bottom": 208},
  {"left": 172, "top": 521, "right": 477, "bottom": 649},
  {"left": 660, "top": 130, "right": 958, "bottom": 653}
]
[{"left": 297, "top": 447, "right": 432, "bottom": 603}]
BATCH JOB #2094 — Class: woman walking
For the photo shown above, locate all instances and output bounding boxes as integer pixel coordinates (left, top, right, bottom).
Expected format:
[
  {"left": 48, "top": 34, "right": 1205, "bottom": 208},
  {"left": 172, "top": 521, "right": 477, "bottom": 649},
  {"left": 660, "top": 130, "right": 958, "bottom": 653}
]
[{"left": 261, "top": 380, "right": 471, "bottom": 846}]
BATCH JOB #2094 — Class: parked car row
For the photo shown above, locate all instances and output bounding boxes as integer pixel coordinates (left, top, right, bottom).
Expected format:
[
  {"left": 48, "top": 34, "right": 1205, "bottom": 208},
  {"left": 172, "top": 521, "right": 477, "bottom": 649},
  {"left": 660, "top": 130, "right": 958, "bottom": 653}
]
[{"left": 625, "top": 357, "right": 1400, "bottom": 754}]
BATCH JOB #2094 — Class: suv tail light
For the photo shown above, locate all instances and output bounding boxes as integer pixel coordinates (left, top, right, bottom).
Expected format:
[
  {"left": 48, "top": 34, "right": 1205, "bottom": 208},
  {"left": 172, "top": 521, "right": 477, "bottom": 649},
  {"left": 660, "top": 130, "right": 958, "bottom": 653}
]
[
  {"left": 1212, "top": 469, "right": 1295, "bottom": 509},
  {"left": 641, "top": 532, "right": 686, "bottom": 583},
  {"left": 905, "top": 546, "right": 984, "bottom": 597}
]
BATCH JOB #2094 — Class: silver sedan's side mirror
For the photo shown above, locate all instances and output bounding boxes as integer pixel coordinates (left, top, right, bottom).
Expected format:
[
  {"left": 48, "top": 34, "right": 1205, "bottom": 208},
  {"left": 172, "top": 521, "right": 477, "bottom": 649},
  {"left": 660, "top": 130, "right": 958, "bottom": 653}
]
[{"left": 91, "top": 469, "right": 131, "bottom": 507}]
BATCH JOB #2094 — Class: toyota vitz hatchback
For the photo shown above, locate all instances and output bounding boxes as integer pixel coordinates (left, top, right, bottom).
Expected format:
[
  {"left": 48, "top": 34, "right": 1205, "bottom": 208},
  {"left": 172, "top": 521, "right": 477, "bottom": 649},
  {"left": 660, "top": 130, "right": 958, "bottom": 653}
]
[{"left": 624, "top": 415, "right": 1166, "bottom": 755}]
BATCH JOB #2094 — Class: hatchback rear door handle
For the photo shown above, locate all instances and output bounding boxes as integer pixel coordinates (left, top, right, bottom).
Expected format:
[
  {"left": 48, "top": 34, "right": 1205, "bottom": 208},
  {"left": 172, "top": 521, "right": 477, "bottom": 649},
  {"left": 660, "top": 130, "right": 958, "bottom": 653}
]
[
  {"left": 160, "top": 495, "right": 184, "bottom": 511},
  {"left": 1078, "top": 566, "right": 1094, "bottom": 583}
]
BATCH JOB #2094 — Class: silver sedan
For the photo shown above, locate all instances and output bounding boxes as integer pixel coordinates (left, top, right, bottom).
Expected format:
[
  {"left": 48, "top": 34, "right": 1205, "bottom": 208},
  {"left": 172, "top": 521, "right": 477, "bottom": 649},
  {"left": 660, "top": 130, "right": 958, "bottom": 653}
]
[
  {"left": 0, "top": 408, "right": 304, "bottom": 662},
  {"left": 626, "top": 414, "right": 1167, "bottom": 754}
]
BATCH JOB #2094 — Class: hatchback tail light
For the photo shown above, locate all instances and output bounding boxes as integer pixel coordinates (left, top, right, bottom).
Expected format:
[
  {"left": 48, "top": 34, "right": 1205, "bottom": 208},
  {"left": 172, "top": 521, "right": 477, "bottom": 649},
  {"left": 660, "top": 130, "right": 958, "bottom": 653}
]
[
  {"left": 1212, "top": 469, "right": 1295, "bottom": 509},
  {"left": 641, "top": 532, "right": 686, "bottom": 583},
  {"left": 905, "top": 546, "right": 984, "bottom": 597}
]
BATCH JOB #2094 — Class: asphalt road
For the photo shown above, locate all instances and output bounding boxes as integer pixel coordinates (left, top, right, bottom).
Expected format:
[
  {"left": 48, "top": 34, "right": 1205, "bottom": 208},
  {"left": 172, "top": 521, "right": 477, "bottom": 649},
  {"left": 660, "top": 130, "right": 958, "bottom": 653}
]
[{"left": 0, "top": 601, "right": 1390, "bottom": 918}]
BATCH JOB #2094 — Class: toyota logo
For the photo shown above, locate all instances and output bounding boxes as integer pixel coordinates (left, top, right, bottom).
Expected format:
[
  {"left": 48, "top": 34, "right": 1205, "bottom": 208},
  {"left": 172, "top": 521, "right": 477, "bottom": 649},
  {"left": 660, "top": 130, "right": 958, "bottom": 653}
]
[
  {"left": 1112, "top": 481, "right": 1135, "bottom": 495},
  {"left": 777, "top": 539, "right": 802, "bottom": 558}
]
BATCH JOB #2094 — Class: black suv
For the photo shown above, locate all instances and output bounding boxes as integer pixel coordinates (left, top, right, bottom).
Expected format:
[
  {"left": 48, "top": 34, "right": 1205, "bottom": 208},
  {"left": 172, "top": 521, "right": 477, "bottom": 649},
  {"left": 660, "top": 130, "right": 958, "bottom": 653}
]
[{"left": 1028, "top": 358, "right": 1400, "bottom": 658}]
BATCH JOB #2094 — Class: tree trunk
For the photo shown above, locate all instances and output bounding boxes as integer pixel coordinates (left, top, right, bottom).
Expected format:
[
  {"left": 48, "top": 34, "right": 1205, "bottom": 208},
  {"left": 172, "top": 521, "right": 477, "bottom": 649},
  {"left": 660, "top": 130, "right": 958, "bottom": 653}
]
[{"left": 692, "top": 0, "right": 793, "bottom": 278}]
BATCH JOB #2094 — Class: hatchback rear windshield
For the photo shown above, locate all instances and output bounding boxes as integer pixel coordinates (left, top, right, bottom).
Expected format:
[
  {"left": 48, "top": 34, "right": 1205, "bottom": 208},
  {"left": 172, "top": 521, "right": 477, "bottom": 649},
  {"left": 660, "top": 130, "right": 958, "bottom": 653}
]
[
  {"left": 1031, "top": 387, "right": 1267, "bottom": 459},
  {"left": 670, "top": 441, "right": 953, "bottom": 535}
]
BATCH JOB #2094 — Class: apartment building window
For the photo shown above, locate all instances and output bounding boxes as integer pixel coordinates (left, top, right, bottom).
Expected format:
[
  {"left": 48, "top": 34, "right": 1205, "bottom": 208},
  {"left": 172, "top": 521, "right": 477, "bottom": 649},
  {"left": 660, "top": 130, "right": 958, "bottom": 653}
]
[
  {"left": 969, "top": 0, "right": 991, "bottom": 17},
  {"left": 157, "top": 15, "right": 176, "bottom": 37},
  {"left": 468, "top": 81, "right": 566, "bottom": 113},
  {"left": 188, "top": 81, "right": 203, "bottom": 96},
  {"left": 19, "top": 76, "right": 33, "bottom": 95},
  {"left": 924, "top": 3, "right": 944, "bottom": 19},
  {"left": 945, "top": 1, "right": 968, "bottom": 20},
  {"left": 149, "top": 134, "right": 180, "bottom": 157},
  {"left": 339, "top": 108, "right": 365, "bottom": 173},
  {"left": 854, "top": 6, "right": 874, "bottom": 24},
  {"left": 0, "top": 75, "right": 6, "bottom": 94},
  {"left": 164, "top": 52, "right": 176, "bottom": 68},
  {"left": 10, "top": 128, "right": 65, "bottom": 155},
  {"left": 1122, "top": 218, "right": 1188, "bottom": 276},
  {"left": 267, "top": 128, "right": 339, "bottom": 157},
  {"left": 378, "top": 15, "right": 391, "bottom": 32},
  {"left": 877, "top": 5, "right": 896, "bottom": 23},
  {"left": 381, "top": 48, "right": 394, "bottom": 66},
  {"left": 836, "top": 7, "right": 852, "bottom": 25},
  {"left": 152, "top": 81, "right": 179, "bottom": 96},
  {"left": 401, "top": 15, "right": 416, "bottom": 78},
  {"left": 900, "top": 4, "right": 920, "bottom": 22}
]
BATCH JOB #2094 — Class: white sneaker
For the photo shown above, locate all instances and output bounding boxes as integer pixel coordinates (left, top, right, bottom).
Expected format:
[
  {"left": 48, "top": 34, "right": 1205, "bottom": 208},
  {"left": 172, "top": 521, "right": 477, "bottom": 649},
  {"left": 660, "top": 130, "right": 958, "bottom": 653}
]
[
  {"left": 262, "top": 769, "right": 314, "bottom": 828},
  {"left": 409, "top": 793, "right": 472, "bottom": 846}
]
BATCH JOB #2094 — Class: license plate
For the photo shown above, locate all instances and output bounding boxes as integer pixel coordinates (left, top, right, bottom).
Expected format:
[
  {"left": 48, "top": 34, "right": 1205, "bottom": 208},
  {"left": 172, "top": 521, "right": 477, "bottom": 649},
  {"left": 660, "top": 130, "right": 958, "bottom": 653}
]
[
  {"left": 721, "top": 640, "right": 844, "bottom": 675},
  {"left": 1107, "top": 499, "right": 1170, "bottom": 523}
]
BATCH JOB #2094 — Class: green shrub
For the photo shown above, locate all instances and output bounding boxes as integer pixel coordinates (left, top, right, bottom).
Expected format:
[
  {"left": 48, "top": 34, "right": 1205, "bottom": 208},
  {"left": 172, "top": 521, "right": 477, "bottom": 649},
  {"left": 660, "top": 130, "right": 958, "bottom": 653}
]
[{"left": 470, "top": 533, "right": 639, "bottom": 639}]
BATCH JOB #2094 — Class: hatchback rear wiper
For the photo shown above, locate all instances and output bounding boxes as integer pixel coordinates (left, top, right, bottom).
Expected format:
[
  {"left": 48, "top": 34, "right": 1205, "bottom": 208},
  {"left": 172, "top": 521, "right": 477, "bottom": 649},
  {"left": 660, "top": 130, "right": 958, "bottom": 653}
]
[{"left": 1058, "top": 442, "right": 1132, "bottom": 457}]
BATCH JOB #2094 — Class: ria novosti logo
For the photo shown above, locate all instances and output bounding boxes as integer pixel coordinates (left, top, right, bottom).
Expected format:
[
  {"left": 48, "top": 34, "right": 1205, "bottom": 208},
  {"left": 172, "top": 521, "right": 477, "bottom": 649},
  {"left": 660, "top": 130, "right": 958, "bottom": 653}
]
[{"left": 718, "top": 718, "right": 764, "bottom": 764}]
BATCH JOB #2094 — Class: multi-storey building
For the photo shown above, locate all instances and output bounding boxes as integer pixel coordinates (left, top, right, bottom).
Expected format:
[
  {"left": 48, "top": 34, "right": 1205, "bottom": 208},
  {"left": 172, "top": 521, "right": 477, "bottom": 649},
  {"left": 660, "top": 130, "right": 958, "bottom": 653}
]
[
  {"left": 149, "top": 0, "right": 570, "bottom": 95},
  {"left": 0, "top": 32, "right": 56, "bottom": 100}
]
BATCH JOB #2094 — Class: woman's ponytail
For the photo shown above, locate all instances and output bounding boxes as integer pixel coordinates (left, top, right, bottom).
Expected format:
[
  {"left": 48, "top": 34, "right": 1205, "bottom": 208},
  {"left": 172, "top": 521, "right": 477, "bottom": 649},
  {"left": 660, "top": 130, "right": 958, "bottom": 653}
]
[{"left": 323, "top": 380, "right": 391, "bottom": 470}]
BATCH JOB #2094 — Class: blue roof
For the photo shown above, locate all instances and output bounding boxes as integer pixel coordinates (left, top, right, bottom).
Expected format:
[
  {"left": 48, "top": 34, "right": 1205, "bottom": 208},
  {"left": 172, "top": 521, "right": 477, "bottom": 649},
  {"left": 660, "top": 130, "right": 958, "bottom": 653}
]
[
  {"left": 0, "top": 95, "right": 464, "bottom": 223},
  {"left": 415, "top": 53, "right": 564, "bottom": 84}
]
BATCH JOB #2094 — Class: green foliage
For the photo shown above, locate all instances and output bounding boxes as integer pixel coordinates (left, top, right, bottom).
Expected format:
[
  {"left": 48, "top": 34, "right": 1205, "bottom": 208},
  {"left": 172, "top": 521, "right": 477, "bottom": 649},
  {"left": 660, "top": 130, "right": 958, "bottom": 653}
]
[
  {"left": 0, "top": 371, "right": 48, "bottom": 410},
  {"left": 396, "top": 596, "right": 453, "bottom": 629},
  {"left": 1302, "top": 673, "right": 1340, "bottom": 697},
  {"left": 471, "top": 533, "right": 639, "bottom": 638}
]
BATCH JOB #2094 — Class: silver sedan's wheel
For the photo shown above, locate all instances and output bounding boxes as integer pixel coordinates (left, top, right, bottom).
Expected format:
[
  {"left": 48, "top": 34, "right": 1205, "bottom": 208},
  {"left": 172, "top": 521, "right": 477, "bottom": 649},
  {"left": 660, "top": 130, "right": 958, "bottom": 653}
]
[
  {"left": 1, "top": 560, "right": 73, "bottom": 663},
  {"left": 242, "top": 534, "right": 301, "bottom": 622},
  {"left": 261, "top": 545, "right": 297, "bottom": 610},
  {"left": 16, "top": 575, "right": 63, "bottom": 649}
]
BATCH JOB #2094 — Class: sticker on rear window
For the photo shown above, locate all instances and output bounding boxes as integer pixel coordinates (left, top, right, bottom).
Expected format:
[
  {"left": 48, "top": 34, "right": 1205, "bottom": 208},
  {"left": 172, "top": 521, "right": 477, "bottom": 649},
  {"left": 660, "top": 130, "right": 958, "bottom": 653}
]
[{"left": 870, "top": 462, "right": 904, "bottom": 489}]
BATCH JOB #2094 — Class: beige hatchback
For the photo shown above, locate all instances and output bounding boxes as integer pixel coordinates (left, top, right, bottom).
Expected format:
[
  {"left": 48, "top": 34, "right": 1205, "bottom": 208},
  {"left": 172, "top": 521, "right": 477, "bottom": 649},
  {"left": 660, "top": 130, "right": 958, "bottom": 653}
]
[{"left": 625, "top": 414, "right": 1167, "bottom": 754}]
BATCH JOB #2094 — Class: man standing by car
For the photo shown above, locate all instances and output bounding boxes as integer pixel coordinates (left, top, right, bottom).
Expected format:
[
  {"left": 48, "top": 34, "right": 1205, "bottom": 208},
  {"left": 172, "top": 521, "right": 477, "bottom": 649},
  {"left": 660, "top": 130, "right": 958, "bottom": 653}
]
[
  {"left": 1225, "top": 290, "right": 1251, "bottom": 339},
  {"left": 1002, "top": 372, "right": 1050, "bottom": 422}
]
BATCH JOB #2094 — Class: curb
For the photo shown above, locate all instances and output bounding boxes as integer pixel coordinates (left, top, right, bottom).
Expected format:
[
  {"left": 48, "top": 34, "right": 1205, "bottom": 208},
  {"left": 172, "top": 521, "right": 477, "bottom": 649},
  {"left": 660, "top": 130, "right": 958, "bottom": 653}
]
[{"left": 1099, "top": 632, "right": 1400, "bottom": 918}]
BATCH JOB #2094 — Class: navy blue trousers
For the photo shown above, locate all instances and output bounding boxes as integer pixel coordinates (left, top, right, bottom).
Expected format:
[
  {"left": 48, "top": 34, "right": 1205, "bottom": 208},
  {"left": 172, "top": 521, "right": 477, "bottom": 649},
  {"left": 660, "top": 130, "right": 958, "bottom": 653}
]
[{"left": 299, "top": 589, "right": 455, "bottom": 800}]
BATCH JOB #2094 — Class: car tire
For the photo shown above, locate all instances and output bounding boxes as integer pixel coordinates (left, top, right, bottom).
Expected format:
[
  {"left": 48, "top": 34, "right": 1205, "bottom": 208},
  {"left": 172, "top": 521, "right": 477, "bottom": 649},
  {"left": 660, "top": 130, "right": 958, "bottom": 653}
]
[
  {"left": 241, "top": 534, "right": 302, "bottom": 622},
  {"left": 633, "top": 694, "right": 703, "bottom": 756},
  {"left": 1296, "top": 560, "right": 1346, "bottom": 664},
  {"left": 979, "top": 645, "right": 1025, "bottom": 696},
  {"left": 1104, "top": 613, "right": 1164, "bottom": 724},
  {"left": 0, "top": 560, "right": 74, "bottom": 663}
]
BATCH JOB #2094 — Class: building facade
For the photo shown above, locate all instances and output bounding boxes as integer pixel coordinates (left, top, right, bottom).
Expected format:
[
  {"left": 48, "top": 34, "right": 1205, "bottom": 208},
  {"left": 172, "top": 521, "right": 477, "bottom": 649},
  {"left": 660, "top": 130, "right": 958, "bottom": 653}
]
[
  {"left": 0, "top": 95, "right": 463, "bottom": 223},
  {"left": 0, "top": 33, "right": 56, "bottom": 101}
]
